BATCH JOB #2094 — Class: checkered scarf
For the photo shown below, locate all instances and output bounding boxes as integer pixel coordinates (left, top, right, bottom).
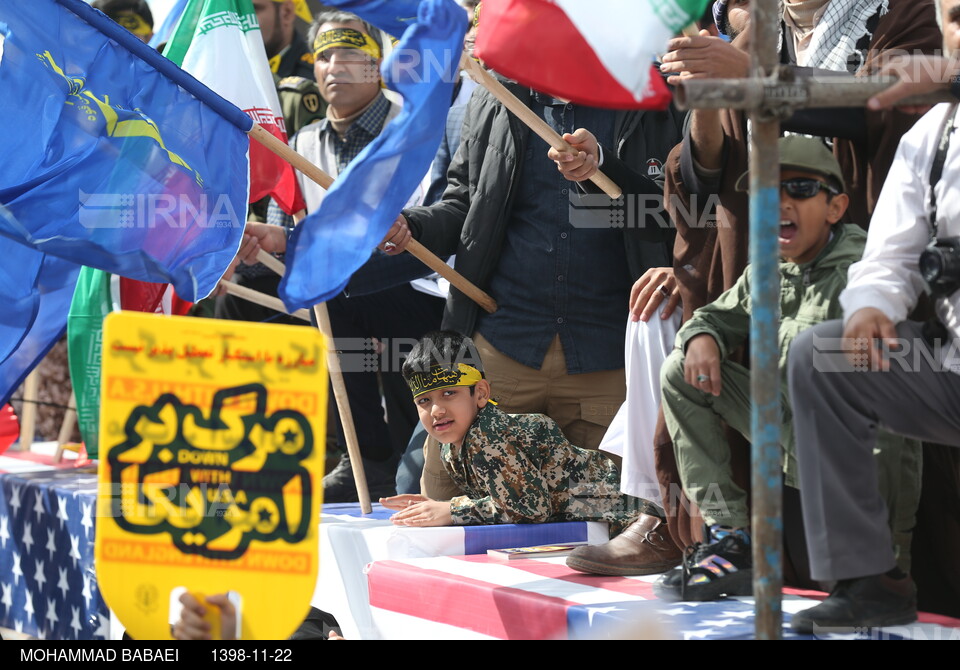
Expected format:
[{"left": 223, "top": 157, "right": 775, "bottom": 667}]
[{"left": 796, "top": 0, "right": 889, "bottom": 73}]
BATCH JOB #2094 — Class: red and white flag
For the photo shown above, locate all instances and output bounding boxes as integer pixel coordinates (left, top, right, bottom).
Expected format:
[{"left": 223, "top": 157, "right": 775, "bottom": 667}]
[
  {"left": 475, "top": 0, "right": 710, "bottom": 110},
  {"left": 165, "top": 0, "right": 305, "bottom": 213},
  {"left": 118, "top": 278, "right": 192, "bottom": 316}
]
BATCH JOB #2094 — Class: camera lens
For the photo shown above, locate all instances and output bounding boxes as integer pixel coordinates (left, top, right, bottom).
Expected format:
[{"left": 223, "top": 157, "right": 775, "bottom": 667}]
[
  {"left": 920, "top": 248, "right": 945, "bottom": 284},
  {"left": 920, "top": 239, "right": 960, "bottom": 298}
]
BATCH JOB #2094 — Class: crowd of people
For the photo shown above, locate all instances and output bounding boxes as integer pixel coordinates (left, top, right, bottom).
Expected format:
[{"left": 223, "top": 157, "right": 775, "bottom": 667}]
[{"left": 90, "top": 0, "right": 960, "bottom": 639}]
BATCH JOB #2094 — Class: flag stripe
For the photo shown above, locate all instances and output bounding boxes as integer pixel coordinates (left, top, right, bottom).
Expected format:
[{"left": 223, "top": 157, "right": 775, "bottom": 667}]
[
  {"left": 554, "top": 0, "right": 673, "bottom": 101},
  {"left": 367, "top": 559, "right": 571, "bottom": 639},
  {"left": 453, "top": 553, "right": 660, "bottom": 598},
  {"left": 463, "top": 521, "right": 591, "bottom": 555}
]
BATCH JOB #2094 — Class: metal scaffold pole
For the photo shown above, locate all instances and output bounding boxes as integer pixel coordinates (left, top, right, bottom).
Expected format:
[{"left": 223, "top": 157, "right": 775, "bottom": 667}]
[
  {"left": 747, "top": 0, "right": 783, "bottom": 640},
  {"left": 674, "top": 0, "right": 951, "bottom": 641}
]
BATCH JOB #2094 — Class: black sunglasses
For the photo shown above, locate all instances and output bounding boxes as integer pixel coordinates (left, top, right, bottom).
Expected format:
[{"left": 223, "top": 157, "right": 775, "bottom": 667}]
[{"left": 780, "top": 178, "right": 839, "bottom": 199}]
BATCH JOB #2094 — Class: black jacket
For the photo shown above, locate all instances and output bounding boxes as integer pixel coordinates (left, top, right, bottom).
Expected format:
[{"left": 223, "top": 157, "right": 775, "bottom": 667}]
[{"left": 403, "top": 79, "right": 686, "bottom": 336}]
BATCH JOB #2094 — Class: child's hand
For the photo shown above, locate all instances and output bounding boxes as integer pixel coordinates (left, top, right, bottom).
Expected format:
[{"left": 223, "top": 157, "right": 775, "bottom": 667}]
[
  {"left": 172, "top": 592, "right": 237, "bottom": 641},
  {"left": 684, "top": 334, "right": 722, "bottom": 396},
  {"left": 389, "top": 499, "right": 453, "bottom": 527},
  {"left": 379, "top": 493, "right": 429, "bottom": 510}
]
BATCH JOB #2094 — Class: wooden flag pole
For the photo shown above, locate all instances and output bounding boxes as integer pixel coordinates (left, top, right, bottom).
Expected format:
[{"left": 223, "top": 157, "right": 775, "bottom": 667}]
[
  {"left": 248, "top": 124, "right": 498, "bottom": 314},
  {"left": 461, "top": 56, "right": 623, "bottom": 199},
  {"left": 244, "top": 244, "right": 375, "bottom": 512},
  {"left": 218, "top": 281, "right": 313, "bottom": 322},
  {"left": 406, "top": 239, "right": 497, "bottom": 313},
  {"left": 16, "top": 370, "right": 39, "bottom": 451},
  {"left": 254, "top": 249, "right": 287, "bottom": 277},
  {"left": 313, "top": 303, "right": 372, "bottom": 514},
  {"left": 249, "top": 124, "right": 334, "bottom": 189},
  {"left": 254, "top": 242, "right": 495, "bottom": 314},
  {"left": 53, "top": 392, "right": 78, "bottom": 464},
  {"left": 219, "top": 274, "right": 373, "bottom": 512}
]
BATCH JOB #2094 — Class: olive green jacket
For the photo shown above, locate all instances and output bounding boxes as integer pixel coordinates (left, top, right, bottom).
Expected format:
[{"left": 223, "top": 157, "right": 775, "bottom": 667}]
[{"left": 677, "top": 223, "right": 867, "bottom": 389}]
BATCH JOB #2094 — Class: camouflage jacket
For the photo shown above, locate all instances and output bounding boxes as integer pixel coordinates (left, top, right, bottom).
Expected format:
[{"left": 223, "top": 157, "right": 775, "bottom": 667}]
[{"left": 442, "top": 404, "right": 640, "bottom": 534}]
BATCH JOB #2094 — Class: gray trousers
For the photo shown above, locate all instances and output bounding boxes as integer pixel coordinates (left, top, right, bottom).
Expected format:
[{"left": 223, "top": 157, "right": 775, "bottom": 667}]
[
  {"left": 788, "top": 319, "right": 960, "bottom": 581},
  {"left": 662, "top": 343, "right": 919, "bottom": 559}
]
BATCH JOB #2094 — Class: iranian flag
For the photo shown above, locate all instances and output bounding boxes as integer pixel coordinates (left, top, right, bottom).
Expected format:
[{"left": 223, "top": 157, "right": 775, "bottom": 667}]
[
  {"left": 67, "top": 270, "right": 193, "bottom": 458},
  {"left": 475, "top": 0, "right": 710, "bottom": 110},
  {"left": 164, "top": 0, "right": 304, "bottom": 213}
]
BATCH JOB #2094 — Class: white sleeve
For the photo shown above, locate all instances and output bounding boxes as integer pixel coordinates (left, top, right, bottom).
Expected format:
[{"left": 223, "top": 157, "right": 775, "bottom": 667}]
[{"left": 839, "top": 112, "right": 937, "bottom": 326}]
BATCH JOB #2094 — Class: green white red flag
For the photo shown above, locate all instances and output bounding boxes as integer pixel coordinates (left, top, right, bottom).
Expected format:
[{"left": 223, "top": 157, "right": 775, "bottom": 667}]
[
  {"left": 165, "top": 0, "right": 304, "bottom": 212},
  {"left": 475, "top": 0, "right": 710, "bottom": 110}
]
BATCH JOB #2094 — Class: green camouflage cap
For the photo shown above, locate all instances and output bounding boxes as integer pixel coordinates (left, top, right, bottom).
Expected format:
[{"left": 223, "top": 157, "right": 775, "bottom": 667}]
[{"left": 736, "top": 136, "right": 845, "bottom": 193}]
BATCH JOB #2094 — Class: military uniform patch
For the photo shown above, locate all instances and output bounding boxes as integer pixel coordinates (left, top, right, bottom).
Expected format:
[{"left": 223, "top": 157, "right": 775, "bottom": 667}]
[
  {"left": 277, "top": 76, "right": 325, "bottom": 134},
  {"left": 278, "top": 75, "right": 312, "bottom": 91}
]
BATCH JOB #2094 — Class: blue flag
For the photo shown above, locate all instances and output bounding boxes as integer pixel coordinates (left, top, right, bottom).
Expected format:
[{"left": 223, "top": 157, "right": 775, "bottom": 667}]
[
  {"left": 0, "top": 222, "right": 44, "bottom": 364},
  {"left": 313, "top": 0, "right": 426, "bottom": 38},
  {"left": 0, "top": 0, "right": 254, "bottom": 409},
  {"left": 0, "top": 248, "right": 80, "bottom": 407},
  {"left": 278, "top": 0, "right": 467, "bottom": 309},
  {"left": 0, "top": 0, "right": 252, "bottom": 301}
]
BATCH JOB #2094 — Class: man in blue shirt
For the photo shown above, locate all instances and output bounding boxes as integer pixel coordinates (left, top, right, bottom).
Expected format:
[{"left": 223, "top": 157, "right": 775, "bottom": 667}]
[{"left": 381, "top": 68, "right": 684, "bottom": 526}]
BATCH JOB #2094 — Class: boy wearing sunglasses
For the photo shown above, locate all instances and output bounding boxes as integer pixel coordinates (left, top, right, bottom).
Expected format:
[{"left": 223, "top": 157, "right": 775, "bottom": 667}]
[{"left": 645, "top": 136, "right": 918, "bottom": 601}]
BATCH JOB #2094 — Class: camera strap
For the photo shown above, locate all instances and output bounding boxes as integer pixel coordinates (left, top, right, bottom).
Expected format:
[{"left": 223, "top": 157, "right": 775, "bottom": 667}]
[{"left": 928, "top": 103, "right": 959, "bottom": 238}]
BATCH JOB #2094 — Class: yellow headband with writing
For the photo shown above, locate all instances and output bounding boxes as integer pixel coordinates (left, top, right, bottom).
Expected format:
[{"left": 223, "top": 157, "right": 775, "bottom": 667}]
[
  {"left": 115, "top": 12, "right": 152, "bottom": 38},
  {"left": 272, "top": 0, "right": 313, "bottom": 24},
  {"left": 407, "top": 364, "right": 484, "bottom": 398},
  {"left": 313, "top": 27, "right": 382, "bottom": 60}
]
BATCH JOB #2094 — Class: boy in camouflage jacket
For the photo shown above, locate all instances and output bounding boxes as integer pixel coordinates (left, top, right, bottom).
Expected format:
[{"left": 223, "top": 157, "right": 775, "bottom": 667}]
[{"left": 380, "top": 331, "right": 657, "bottom": 540}]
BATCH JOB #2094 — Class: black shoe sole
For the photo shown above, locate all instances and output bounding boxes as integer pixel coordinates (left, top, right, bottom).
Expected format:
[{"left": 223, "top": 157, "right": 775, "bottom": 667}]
[
  {"left": 790, "top": 610, "right": 918, "bottom": 635},
  {"left": 653, "top": 568, "right": 753, "bottom": 602}
]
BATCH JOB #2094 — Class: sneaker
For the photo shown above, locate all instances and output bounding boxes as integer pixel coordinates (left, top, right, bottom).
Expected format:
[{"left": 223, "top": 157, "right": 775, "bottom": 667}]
[
  {"left": 323, "top": 454, "right": 397, "bottom": 503},
  {"left": 790, "top": 574, "right": 917, "bottom": 634},
  {"left": 652, "top": 526, "right": 752, "bottom": 601},
  {"left": 565, "top": 512, "right": 682, "bottom": 576}
]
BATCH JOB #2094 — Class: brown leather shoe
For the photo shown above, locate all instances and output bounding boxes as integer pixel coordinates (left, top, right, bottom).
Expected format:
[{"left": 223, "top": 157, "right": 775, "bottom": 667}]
[{"left": 565, "top": 513, "right": 682, "bottom": 576}]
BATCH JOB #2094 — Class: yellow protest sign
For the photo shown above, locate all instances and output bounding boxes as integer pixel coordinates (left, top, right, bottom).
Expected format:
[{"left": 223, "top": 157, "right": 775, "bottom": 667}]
[{"left": 95, "top": 312, "right": 327, "bottom": 640}]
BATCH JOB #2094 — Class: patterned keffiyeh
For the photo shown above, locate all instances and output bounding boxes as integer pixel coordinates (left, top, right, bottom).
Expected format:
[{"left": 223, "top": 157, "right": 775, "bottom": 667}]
[{"left": 794, "top": 0, "right": 889, "bottom": 73}]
